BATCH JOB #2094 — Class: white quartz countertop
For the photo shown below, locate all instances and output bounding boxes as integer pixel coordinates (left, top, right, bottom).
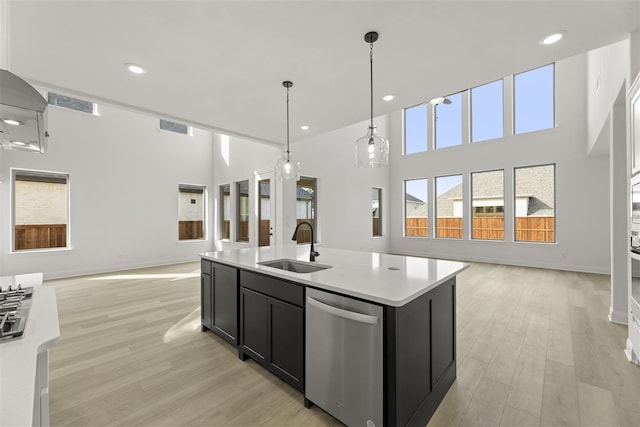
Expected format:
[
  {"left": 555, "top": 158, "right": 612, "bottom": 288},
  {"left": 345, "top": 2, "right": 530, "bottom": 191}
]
[
  {"left": 0, "top": 273, "right": 60, "bottom": 427},
  {"left": 200, "top": 245, "right": 468, "bottom": 307}
]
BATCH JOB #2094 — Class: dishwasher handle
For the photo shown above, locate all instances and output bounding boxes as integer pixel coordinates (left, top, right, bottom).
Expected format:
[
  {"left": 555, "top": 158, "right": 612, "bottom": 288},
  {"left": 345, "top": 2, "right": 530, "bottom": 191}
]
[{"left": 307, "top": 296, "right": 379, "bottom": 325}]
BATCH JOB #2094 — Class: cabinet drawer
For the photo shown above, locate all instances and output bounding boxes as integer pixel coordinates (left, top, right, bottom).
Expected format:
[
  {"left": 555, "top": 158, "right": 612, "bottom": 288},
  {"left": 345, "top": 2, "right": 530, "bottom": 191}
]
[
  {"left": 240, "top": 270, "right": 303, "bottom": 307},
  {"left": 201, "top": 259, "right": 212, "bottom": 275},
  {"left": 212, "top": 261, "right": 237, "bottom": 277}
]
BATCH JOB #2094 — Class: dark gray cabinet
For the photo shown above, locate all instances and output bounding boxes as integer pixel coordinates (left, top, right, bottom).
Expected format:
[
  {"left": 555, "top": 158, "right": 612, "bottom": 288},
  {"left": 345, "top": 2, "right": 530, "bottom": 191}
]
[
  {"left": 384, "top": 277, "right": 456, "bottom": 427},
  {"left": 200, "top": 267, "right": 213, "bottom": 330},
  {"left": 239, "top": 270, "right": 304, "bottom": 392},
  {"left": 200, "top": 259, "right": 239, "bottom": 346}
]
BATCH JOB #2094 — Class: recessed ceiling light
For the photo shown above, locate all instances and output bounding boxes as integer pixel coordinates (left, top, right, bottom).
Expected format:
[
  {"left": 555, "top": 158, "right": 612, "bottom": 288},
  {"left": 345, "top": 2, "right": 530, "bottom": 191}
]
[
  {"left": 541, "top": 32, "right": 565, "bottom": 45},
  {"left": 382, "top": 94, "right": 394, "bottom": 102},
  {"left": 2, "top": 119, "right": 23, "bottom": 126},
  {"left": 300, "top": 125, "right": 310, "bottom": 130},
  {"left": 125, "top": 63, "right": 146, "bottom": 75},
  {"left": 10, "top": 140, "right": 26, "bottom": 146}
]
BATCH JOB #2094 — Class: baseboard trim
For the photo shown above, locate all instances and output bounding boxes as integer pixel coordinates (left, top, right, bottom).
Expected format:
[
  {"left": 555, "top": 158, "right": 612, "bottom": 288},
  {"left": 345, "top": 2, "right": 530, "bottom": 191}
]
[
  {"left": 609, "top": 307, "right": 628, "bottom": 325},
  {"left": 625, "top": 338, "right": 639, "bottom": 365}
]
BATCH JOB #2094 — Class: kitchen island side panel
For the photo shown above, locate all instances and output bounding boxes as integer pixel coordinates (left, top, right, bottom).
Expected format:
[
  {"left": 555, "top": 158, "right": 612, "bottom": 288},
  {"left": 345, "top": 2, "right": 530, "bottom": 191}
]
[{"left": 385, "top": 277, "right": 456, "bottom": 427}]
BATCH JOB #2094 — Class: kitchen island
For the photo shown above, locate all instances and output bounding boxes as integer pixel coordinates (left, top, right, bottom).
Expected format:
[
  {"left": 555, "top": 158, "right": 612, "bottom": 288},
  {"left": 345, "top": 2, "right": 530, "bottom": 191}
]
[{"left": 200, "top": 245, "right": 467, "bottom": 427}]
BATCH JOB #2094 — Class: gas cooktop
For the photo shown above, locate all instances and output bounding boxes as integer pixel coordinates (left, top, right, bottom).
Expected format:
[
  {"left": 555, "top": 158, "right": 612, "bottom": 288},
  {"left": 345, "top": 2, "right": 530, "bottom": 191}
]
[{"left": 0, "top": 284, "right": 33, "bottom": 343}]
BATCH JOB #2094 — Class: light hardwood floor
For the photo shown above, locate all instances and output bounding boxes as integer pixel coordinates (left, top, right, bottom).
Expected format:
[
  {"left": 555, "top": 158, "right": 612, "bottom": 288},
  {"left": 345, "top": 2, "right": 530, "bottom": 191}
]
[{"left": 44, "top": 261, "right": 640, "bottom": 426}]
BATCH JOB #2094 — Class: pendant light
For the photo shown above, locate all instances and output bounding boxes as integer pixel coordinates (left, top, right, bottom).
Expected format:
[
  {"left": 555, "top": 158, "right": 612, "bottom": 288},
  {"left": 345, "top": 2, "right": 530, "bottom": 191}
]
[
  {"left": 276, "top": 80, "right": 301, "bottom": 181},
  {"left": 355, "top": 31, "right": 389, "bottom": 168}
]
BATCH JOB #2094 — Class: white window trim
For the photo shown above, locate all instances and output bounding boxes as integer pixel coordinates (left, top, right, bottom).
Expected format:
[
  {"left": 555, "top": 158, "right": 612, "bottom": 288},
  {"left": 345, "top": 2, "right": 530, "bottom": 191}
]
[{"left": 10, "top": 167, "right": 71, "bottom": 253}]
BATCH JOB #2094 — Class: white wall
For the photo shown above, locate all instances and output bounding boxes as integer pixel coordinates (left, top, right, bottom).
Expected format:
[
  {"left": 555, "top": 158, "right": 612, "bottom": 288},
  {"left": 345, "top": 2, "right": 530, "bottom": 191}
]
[
  {"left": 291, "top": 118, "right": 390, "bottom": 254},
  {"left": 0, "top": 99, "right": 214, "bottom": 278},
  {"left": 388, "top": 53, "right": 611, "bottom": 274},
  {"left": 587, "top": 38, "right": 630, "bottom": 155}
]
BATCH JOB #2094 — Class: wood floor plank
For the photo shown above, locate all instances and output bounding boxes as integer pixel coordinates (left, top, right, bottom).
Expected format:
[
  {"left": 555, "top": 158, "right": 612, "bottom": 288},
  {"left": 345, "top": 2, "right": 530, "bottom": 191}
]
[
  {"left": 540, "top": 359, "right": 580, "bottom": 426},
  {"left": 576, "top": 381, "right": 621, "bottom": 427}
]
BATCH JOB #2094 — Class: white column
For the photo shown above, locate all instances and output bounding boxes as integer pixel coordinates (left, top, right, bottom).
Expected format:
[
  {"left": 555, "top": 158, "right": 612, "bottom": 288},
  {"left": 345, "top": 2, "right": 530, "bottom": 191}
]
[
  {"left": 0, "top": 0, "right": 9, "bottom": 70},
  {"left": 610, "top": 94, "right": 629, "bottom": 324}
]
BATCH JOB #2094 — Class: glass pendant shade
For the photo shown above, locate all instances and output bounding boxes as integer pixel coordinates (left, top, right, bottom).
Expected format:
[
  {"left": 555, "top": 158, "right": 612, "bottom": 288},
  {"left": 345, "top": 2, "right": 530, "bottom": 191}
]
[
  {"left": 276, "top": 150, "right": 301, "bottom": 181},
  {"left": 355, "top": 125, "right": 389, "bottom": 167}
]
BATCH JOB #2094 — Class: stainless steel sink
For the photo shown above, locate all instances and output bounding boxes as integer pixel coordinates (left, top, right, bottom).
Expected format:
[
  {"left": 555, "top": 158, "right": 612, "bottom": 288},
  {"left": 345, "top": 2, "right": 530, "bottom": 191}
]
[{"left": 258, "top": 259, "right": 332, "bottom": 273}]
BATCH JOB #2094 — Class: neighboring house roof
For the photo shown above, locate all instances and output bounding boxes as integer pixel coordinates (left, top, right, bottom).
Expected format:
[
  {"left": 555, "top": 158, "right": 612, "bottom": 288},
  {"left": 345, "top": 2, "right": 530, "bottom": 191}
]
[
  {"left": 433, "top": 166, "right": 554, "bottom": 216},
  {"left": 405, "top": 193, "right": 424, "bottom": 203},
  {"left": 258, "top": 183, "right": 314, "bottom": 201}
]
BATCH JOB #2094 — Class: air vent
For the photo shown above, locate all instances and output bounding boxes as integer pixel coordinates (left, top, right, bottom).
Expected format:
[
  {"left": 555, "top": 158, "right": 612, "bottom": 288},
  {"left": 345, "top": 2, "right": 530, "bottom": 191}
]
[
  {"left": 159, "top": 119, "right": 189, "bottom": 135},
  {"left": 47, "top": 92, "right": 94, "bottom": 114}
]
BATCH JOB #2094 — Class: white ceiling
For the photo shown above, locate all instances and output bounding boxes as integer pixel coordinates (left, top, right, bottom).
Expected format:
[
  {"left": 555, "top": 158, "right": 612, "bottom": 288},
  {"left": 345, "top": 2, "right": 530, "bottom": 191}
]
[{"left": 5, "top": 1, "right": 640, "bottom": 145}]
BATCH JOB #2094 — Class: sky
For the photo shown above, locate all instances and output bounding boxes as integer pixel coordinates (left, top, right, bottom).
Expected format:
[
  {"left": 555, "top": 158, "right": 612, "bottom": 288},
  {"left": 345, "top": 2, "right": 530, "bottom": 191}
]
[{"left": 405, "top": 63, "right": 553, "bottom": 154}]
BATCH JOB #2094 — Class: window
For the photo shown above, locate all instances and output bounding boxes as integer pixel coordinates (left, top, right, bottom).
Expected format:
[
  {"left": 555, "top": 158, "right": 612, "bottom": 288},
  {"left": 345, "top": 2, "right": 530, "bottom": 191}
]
[
  {"left": 178, "top": 184, "right": 205, "bottom": 240},
  {"left": 220, "top": 184, "right": 231, "bottom": 240},
  {"left": 514, "top": 164, "right": 555, "bottom": 243},
  {"left": 236, "top": 180, "right": 249, "bottom": 242},
  {"left": 372, "top": 188, "right": 382, "bottom": 237},
  {"left": 405, "top": 179, "right": 428, "bottom": 237},
  {"left": 296, "top": 177, "right": 316, "bottom": 243},
  {"left": 160, "top": 119, "right": 190, "bottom": 135},
  {"left": 514, "top": 64, "right": 555, "bottom": 134},
  {"left": 13, "top": 169, "right": 69, "bottom": 251},
  {"left": 471, "top": 80, "right": 504, "bottom": 142},
  {"left": 219, "top": 184, "right": 231, "bottom": 240},
  {"left": 258, "top": 179, "right": 271, "bottom": 247},
  {"left": 471, "top": 170, "right": 504, "bottom": 240},
  {"left": 404, "top": 103, "right": 428, "bottom": 154},
  {"left": 47, "top": 92, "right": 95, "bottom": 114},
  {"left": 436, "top": 175, "right": 463, "bottom": 239},
  {"left": 435, "top": 92, "right": 462, "bottom": 149}
]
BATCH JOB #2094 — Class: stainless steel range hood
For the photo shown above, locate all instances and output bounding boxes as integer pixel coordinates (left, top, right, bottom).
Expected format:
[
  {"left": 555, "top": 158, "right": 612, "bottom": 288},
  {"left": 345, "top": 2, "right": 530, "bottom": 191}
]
[{"left": 0, "top": 69, "right": 49, "bottom": 153}]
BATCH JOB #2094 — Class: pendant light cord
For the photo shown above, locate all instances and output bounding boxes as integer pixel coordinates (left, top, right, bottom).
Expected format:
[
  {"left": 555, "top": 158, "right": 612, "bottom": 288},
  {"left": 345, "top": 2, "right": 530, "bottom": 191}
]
[
  {"left": 286, "top": 84, "right": 291, "bottom": 161},
  {"left": 369, "top": 42, "right": 374, "bottom": 130}
]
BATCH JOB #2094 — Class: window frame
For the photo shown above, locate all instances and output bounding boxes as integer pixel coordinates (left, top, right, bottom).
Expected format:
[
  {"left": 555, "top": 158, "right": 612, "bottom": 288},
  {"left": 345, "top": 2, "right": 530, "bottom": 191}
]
[
  {"left": 295, "top": 176, "right": 317, "bottom": 244},
  {"left": 435, "top": 174, "right": 463, "bottom": 239},
  {"left": 177, "top": 183, "right": 207, "bottom": 242},
  {"left": 513, "top": 163, "right": 556, "bottom": 244},
  {"left": 219, "top": 183, "right": 231, "bottom": 241},
  {"left": 11, "top": 168, "right": 71, "bottom": 253},
  {"left": 404, "top": 178, "right": 429, "bottom": 238},
  {"left": 434, "top": 91, "right": 464, "bottom": 150},
  {"left": 236, "top": 180, "right": 250, "bottom": 243},
  {"left": 372, "top": 187, "right": 382, "bottom": 237},
  {"left": 403, "top": 103, "right": 429, "bottom": 155},
  {"left": 470, "top": 79, "right": 505, "bottom": 143},
  {"left": 470, "top": 169, "right": 505, "bottom": 241},
  {"left": 513, "top": 63, "right": 556, "bottom": 135}
]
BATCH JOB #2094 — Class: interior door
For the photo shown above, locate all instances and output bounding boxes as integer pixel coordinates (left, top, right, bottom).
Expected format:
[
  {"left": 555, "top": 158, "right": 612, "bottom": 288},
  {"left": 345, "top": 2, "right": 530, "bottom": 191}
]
[{"left": 256, "top": 171, "right": 275, "bottom": 247}]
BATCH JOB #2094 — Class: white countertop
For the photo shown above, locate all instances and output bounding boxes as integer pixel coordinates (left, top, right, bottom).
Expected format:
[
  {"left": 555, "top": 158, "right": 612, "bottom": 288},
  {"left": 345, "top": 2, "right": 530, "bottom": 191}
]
[
  {"left": 0, "top": 273, "right": 60, "bottom": 427},
  {"left": 200, "top": 245, "right": 468, "bottom": 307}
]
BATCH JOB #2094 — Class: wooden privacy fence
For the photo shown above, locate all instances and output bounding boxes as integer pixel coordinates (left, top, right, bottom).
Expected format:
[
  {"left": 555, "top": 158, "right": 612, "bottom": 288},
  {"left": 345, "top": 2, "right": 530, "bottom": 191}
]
[
  {"left": 405, "top": 217, "right": 554, "bottom": 242},
  {"left": 295, "top": 218, "right": 315, "bottom": 244},
  {"left": 179, "top": 221, "right": 203, "bottom": 240},
  {"left": 15, "top": 224, "right": 66, "bottom": 250}
]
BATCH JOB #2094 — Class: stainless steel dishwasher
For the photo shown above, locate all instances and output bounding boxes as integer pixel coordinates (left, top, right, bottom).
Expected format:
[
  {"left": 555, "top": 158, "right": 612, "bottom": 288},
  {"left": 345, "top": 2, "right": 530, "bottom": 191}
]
[{"left": 305, "top": 287, "right": 383, "bottom": 427}]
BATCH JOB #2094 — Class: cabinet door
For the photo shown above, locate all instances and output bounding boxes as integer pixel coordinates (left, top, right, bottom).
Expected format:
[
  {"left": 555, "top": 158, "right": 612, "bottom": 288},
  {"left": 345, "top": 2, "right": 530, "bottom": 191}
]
[
  {"left": 431, "top": 281, "right": 455, "bottom": 388},
  {"left": 240, "top": 287, "right": 268, "bottom": 365},
  {"left": 201, "top": 273, "right": 213, "bottom": 330},
  {"left": 213, "top": 263, "right": 238, "bottom": 345},
  {"left": 268, "top": 297, "right": 303, "bottom": 391}
]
